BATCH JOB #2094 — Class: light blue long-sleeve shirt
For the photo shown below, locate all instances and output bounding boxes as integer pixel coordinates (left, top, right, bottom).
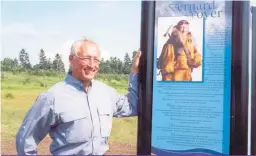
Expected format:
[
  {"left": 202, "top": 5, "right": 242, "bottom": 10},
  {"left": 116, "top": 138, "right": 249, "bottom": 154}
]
[{"left": 16, "top": 72, "right": 139, "bottom": 155}]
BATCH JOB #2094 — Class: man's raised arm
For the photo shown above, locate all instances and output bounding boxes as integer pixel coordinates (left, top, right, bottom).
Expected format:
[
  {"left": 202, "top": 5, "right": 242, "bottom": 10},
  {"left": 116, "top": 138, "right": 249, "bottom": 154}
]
[{"left": 112, "top": 51, "right": 141, "bottom": 117}]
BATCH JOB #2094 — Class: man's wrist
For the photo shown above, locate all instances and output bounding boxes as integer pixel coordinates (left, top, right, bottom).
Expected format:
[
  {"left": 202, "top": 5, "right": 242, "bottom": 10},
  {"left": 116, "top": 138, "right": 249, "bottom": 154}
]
[
  {"left": 131, "top": 69, "right": 139, "bottom": 74},
  {"left": 129, "top": 72, "right": 139, "bottom": 82},
  {"left": 131, "top": 71, "right": 139, "bottom": 74}
]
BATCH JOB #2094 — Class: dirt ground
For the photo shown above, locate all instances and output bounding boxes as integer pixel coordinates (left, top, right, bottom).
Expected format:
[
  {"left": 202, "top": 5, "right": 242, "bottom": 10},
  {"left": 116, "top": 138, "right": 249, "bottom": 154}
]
[{"left": 1, "top": 137, "right": 137, "bottom": 155}]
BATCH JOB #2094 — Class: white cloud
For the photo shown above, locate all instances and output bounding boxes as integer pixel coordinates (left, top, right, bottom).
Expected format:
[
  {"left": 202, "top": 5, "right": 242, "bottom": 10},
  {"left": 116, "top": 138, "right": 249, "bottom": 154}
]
[
  {"left": 1, "top": 22, "right": 72, "bottom": 69},
  {"left": 57, "top": 40, "right": 74, "bottom": 72},
  {"left": 44, "top": 52, "right": 56, "bottom": 61},
  {"left": 2, "top": 22, "right": 64, "bottom": 40},
  {"left": 252, "top": 0, "right": 256, "bottom": 6},
  {"left": 1, "top": 1, "right": 141, "bottom": 70},
  {"left": 2, "top": 23, "right": 39, "bottom": 36},
  {"left": 99, "top": 46, "right": 111, "bottom": 60}
]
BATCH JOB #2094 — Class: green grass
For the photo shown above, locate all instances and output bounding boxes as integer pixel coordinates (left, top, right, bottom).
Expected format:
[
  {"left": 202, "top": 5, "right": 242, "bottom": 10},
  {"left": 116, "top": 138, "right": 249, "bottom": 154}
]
[{"left": 1, "top": 72, "right": 137, "bottom": 145}]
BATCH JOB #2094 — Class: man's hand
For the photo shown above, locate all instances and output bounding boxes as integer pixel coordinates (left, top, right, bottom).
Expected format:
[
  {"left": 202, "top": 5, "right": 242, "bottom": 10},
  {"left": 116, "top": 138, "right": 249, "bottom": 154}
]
[{"left": 131, "top": 50, "right": 141, "bottom": 74}]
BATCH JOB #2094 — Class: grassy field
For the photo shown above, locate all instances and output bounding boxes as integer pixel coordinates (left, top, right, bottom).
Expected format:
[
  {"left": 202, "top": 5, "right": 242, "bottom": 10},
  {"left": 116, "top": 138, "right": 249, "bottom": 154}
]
[{"left": 1, "top": 72, "right": 137, "bottom": 146}]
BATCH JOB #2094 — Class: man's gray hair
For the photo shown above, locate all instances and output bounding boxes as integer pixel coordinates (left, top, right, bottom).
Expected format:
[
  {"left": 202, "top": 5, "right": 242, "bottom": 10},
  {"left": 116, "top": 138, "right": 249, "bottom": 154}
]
[{"left": 70, "top": 38, "right": 98, "bottom": 56}]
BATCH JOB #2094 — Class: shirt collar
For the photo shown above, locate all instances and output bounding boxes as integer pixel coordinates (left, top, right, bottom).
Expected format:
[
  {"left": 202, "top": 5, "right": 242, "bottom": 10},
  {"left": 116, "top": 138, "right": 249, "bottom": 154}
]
[{"left": 65, "top": 72, "right": 93, "bottom": 91}]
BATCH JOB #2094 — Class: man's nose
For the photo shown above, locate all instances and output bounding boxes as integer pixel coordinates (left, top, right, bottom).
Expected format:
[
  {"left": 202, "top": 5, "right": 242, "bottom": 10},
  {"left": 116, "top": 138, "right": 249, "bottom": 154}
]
[
  {"left": 87, "top": 59, "right": 93, "bottom": 67},
  {"left": 87, "top": 58, "right": 97, "bottom": 67}
]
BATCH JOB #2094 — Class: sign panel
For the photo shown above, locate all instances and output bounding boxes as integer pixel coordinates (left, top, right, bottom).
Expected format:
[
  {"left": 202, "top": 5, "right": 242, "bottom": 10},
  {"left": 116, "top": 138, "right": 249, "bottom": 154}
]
[{"left": 151, "top": 1, "right": 233, "bottom": 155}]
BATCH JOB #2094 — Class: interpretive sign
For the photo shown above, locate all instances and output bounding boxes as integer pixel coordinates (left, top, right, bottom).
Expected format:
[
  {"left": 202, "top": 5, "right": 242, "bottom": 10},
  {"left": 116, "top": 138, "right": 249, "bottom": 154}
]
[
  {"left": 151, "top": 1, "right": 232, "bottom": 155},
  {"left": 137, "top": 1, "right": 250, "bottom": 155}
]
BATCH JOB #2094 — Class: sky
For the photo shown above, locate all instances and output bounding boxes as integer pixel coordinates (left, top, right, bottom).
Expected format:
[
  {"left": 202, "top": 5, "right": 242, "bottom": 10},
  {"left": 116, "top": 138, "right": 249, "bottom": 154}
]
[
  {"left": 252, "top": 0, "right": 256, "bottom": 6},
  {"left": 1, "top": 1, "right": 142, "bottom": 71},
  {"left": 1, "top": 0, "right": 256, "bottom": 72}
]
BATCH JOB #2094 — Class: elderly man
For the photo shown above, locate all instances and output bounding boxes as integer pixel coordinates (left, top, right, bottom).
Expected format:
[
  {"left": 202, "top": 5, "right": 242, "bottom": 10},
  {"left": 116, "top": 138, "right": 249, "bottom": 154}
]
[{"left": 16, "top": 38, "right": 141, "bottom": 155}]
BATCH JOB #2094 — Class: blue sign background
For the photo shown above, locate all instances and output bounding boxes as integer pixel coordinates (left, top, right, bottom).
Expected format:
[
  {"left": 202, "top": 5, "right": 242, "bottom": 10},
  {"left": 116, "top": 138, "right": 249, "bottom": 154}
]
[{"left": 151, "top": 1, "right": 232, "bottom": 155}]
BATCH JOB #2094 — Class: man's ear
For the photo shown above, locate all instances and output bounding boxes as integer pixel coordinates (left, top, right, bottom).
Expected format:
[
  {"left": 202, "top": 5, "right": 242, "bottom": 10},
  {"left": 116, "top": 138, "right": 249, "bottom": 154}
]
[{"left": 69, "top": 55, "right": 73, "bottom": 64}]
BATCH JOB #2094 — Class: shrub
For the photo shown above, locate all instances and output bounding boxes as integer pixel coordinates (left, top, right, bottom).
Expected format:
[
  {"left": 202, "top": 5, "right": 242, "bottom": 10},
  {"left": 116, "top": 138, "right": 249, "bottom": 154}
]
[
  {"left": 110, "top": 79, "right": 117, "bottom": 84},
  {"left": 12, "top": 66, "right": 23, "bottom": 75},
  {"left": 5, "top": 93, "right": 15, "bottom": 99},
  {"left": 39, "top": 81, "right": 47, "bottom": 88},
  {"left": 114, "top": 75, "right": 121, "bottom": 81},
  {"left": 22, "top": 77, "right": 31, "bottom": 85},
  {"left": 95, "top": 73, "right": 128, "bottom": 82},
  {"left": 1, "top": 72, "right": 4, "bottom": 80},
  {"left": 28, "top": 69, "right": 64, "bottom": 77}
]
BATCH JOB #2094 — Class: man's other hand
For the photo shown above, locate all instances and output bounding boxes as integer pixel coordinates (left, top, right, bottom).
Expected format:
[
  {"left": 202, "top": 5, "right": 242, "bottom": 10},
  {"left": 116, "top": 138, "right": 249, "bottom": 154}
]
[{"left": 131, "top": 50, "right": 141, "bottom": 74}]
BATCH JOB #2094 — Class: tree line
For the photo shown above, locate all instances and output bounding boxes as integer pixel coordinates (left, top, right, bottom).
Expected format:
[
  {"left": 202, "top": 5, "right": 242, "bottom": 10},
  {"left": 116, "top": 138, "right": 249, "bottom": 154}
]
[
  {"left": 1, "top": 48, "right": 137, "bottom": 76},
  {"left": 1, "top": 49, "right": 65, "bottom": 76},
  {"left": 98, "top": 51, "right": 136, "bottom": 75}
]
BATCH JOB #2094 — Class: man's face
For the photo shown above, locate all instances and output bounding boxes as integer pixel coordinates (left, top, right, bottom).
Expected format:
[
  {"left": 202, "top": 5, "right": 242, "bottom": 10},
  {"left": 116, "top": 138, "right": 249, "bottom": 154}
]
[
  {"left": 181, "top": 24, "right": 189, "bottom": 35},
  {"left": 69, "top": 42, "right": 100, "bottom": 82}
]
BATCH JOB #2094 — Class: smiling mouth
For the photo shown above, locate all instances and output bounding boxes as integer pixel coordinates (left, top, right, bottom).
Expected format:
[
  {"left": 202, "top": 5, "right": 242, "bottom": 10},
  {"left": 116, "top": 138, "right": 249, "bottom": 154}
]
[{"left": 84, "top": 69, "right": 95, "bottom": 74}]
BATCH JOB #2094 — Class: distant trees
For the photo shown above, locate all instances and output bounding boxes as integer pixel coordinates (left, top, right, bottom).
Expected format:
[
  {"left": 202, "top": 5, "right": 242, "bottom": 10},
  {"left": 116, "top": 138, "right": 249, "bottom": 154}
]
[
  {"left": 1, "top": 48, "right": 137, "bottom": 76},
  {"left": 98, "top": 52, "right": 134, "bottom": 75},
  {"left": 123, "top": 53, "right": 132, "bottom": 74},
  {"left": 39, "top": 49, "right": 47, "bottom": 70},
  {"left": 1, "top": 48, "right": 66, "bottom": 76},
  {"left": 1, "top": 58, "right": 18, "bottom": 71},
  {"left": 52, "top": 54, "right": 65, "bottom": 73},
  {"left": 19, "top": 49, "right": 31, "bottom": 70}
]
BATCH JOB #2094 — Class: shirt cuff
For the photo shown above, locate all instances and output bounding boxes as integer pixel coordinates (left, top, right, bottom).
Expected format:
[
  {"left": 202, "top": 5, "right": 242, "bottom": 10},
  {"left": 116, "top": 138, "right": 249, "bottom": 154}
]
[{"left": 129, "top": 73, "right": 139, "bottom": 82}]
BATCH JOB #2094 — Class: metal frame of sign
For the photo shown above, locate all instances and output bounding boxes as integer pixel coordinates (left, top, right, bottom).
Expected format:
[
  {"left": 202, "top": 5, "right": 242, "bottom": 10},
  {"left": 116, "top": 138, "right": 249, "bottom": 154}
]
[
  {"left": 251, "top": 6, "right": 256, "bottom": 155},
  {"left": 137, "top": 1, "right": 155, "bottom": 154},
  {"left": 137, "top": 1, "right": 250, "bottom": 155},
  {"left": 230, "top": 1, "right": 250, "bottom": 154}
]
